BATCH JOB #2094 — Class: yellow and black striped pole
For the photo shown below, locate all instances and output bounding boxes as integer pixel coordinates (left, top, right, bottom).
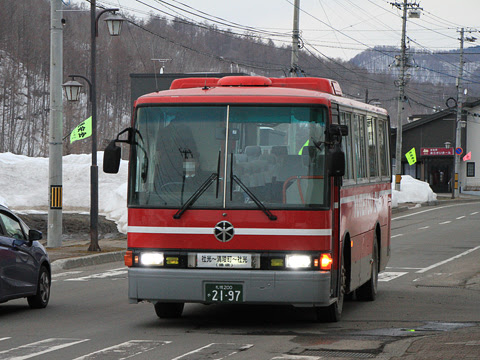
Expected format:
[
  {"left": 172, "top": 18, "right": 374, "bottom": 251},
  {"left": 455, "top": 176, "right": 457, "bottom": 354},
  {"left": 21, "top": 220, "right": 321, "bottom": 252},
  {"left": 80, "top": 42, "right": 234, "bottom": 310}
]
[{"left": 50, "top": 185, "right": 62, "bottom": 209}]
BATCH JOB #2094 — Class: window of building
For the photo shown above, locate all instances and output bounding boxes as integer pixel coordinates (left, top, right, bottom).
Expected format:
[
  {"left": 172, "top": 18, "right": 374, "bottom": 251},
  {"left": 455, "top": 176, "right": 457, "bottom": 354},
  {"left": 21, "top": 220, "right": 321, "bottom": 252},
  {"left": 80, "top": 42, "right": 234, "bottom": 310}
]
[{"left": 467, "top": 162, "right": 475, "bottom": 177}]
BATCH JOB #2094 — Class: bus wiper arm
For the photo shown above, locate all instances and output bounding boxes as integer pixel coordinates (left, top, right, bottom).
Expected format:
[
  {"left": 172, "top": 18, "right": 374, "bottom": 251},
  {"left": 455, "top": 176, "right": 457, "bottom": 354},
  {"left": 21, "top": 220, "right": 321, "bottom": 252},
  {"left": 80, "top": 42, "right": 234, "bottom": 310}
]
[
  {"left": 232, "top": 174, "right": 277, "bottom": 221},
  {"left": 173, "top": 173, "right": 218, "bottom": 219}
]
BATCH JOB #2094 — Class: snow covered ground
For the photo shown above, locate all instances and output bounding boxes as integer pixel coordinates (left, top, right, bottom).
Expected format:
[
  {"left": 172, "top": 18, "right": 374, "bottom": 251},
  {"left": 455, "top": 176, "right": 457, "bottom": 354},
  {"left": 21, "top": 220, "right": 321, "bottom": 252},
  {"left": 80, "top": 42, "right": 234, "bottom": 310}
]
[{"left": 0, "top": 152, "right": 436, "bottom": 234}]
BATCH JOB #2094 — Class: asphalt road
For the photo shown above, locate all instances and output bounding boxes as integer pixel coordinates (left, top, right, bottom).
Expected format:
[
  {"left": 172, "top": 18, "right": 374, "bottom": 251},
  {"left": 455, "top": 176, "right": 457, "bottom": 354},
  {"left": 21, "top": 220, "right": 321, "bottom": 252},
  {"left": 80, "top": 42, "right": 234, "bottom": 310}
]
[{"left": 1, "top": 201, "right": 479, "bottom": 359}]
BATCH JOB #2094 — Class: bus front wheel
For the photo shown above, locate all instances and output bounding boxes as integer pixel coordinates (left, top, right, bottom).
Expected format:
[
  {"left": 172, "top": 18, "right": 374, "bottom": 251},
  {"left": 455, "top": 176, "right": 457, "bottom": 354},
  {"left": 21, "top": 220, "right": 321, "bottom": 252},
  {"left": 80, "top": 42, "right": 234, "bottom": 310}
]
[
  {"left": 356, "top": 237, "right": 378, "bottom": 301},
  {"left": 154, "top": 302, "right": 184, "bottom": 319},
  {"left": 315, "top": 253, "right": 345, "bottom": 322}
]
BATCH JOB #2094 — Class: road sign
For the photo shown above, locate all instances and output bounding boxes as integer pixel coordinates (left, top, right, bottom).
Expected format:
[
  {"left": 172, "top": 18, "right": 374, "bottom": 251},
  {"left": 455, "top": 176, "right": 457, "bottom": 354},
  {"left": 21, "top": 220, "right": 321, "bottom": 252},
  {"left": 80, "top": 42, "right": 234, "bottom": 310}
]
[{"left": 455, "top": 147, "right": 463, "bottom": 156}]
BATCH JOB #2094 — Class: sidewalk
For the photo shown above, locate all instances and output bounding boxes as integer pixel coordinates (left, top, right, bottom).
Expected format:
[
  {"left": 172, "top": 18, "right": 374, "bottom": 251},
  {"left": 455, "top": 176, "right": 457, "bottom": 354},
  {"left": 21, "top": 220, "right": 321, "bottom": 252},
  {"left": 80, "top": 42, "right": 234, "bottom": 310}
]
[{"left": 45, "top": 236, "right": 126, "bottom": 272}]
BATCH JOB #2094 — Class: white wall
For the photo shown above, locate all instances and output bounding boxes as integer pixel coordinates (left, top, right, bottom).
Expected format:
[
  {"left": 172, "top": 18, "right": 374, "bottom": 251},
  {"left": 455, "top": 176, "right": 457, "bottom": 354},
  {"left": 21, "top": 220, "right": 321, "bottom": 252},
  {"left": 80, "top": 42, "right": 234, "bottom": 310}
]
[{"left": 463, "top": 104, "right": 480, "bottom": 191}]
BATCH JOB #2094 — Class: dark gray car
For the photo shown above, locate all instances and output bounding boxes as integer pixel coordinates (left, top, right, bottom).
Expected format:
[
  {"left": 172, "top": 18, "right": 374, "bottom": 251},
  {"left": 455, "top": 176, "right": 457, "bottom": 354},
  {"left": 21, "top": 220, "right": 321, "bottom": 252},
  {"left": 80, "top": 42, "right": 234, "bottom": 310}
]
[{"left": 0, "top": 205, "right": 51, "bottom": 308}]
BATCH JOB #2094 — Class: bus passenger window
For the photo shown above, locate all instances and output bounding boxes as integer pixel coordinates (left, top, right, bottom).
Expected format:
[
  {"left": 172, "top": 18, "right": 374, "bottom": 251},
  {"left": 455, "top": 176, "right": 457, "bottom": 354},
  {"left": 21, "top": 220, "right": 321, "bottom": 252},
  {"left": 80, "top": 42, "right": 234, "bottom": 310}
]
[
  {"left": 353, "top": 114, "right": 367, "bottom": 180},
  {"left": 340, "top": 112, "right": 353, "bottom": 180},
  {"left": 367, "top": 116, "right": 379, "bottom": 178}
]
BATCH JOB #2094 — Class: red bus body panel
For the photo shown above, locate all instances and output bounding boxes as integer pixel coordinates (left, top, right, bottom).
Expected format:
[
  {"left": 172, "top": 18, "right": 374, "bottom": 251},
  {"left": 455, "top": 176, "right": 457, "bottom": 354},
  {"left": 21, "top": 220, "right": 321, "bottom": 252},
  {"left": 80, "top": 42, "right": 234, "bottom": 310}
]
[{"left": 128, "top": 208, "right": 332, "bottom": 252}]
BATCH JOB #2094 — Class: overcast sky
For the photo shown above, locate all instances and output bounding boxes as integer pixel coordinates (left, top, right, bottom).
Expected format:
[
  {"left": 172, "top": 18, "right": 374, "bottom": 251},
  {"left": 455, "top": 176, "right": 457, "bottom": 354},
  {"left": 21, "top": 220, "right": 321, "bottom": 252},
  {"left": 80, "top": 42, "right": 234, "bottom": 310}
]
[{"left": 67, "top": 0, "right": 480, "bottom": 61}]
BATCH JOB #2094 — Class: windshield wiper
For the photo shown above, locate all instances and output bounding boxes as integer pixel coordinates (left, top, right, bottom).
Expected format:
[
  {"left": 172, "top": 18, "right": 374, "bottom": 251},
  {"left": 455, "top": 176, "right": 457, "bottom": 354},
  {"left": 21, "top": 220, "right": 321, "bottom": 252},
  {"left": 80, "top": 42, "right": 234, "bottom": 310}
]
[
  {"left": 173, "top": 150, "right": 221, "bottom": 220},
  {"left": 230, "top": 153, "right": 277, "bottom": 221},
  {"left": 173, "top": 173, "right": 217, "bottom": 219}
]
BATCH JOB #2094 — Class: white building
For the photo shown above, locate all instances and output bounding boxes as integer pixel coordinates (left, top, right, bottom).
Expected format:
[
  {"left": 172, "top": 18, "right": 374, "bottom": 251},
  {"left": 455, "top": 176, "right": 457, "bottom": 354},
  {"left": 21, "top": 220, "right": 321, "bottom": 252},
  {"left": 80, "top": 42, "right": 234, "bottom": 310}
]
[{"left": 462, "top": 100, "right": 480, "bottom": 194}]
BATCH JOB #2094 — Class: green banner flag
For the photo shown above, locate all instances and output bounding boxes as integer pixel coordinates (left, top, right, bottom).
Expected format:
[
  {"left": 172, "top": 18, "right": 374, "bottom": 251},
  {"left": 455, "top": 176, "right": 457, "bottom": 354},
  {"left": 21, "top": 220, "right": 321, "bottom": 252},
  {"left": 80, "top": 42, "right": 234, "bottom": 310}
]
[
  {"left": 405, "top": 147, "right": 416, "bottom": 165},
  {"left": 70, "top": 116, "right": 92, "bottom": 144}
]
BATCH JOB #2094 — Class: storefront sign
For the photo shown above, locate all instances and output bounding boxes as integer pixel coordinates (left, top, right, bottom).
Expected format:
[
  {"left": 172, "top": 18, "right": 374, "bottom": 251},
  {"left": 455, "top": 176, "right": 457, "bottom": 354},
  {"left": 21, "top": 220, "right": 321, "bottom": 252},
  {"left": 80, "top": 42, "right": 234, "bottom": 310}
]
[{"left": 420, "top": 147, "right": 454, "bottom": 156}]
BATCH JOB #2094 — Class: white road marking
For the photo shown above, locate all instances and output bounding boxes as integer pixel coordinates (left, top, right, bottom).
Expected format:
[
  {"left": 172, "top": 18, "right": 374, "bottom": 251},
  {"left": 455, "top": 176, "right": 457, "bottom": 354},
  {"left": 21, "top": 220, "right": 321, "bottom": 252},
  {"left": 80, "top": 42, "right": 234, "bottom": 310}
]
[
  {"left": 65, "top": 268, "right": 127, "bottom": 282},
  {"left": 456, "top": 216, "right": 466, "bottom": 220},
  {"left": 439, "top": 221, "right": 451, "bottom": 225},
  {"left": 172, "top": 343, "right": 254, "bottom": 360},
  {"left": 391, "top": 234, "right": 403, "bottom": 238},
  {"left": 0, "top": 338, "right": 89, "bottom": 360},
  {"left": 416, "top": 245, "right": 480, "bottom": 273},
  {"left": 386, "top": 267, "right": 422, "bottom": 270},
  {"left": 52, "top": 271, "right": 83, "bottom": 279},
  {"left": 470, "top": 212, "right": 479, "bottom": 215},
  {"left": 72, "top": 340, "right": 171, "bottom": 360},
  {"left": 392, "top": 202, "right": 480, "bottom": 221},
  {"left": 271, "top": 356, "right": 321, "bottom": 360},
  {"left": 379, "top": 272, "right": 408, "bottom": 282},
  {"left": 0, "top": 338, "right": 11, "bottom": 342},
  {"left": 418, "top": 226, "right": 430, "bottom": 230}
]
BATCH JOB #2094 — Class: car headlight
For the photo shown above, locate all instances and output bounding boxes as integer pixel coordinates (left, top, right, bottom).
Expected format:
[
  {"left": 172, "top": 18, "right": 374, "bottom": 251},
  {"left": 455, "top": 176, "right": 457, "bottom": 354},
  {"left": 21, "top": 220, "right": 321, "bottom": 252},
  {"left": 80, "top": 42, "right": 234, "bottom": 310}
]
[
  {"left": 285, "top": 254, "right": 311, "bottom": 269},
  {"left": 140, "top": 252, "right": 164, "bottom": 266}
]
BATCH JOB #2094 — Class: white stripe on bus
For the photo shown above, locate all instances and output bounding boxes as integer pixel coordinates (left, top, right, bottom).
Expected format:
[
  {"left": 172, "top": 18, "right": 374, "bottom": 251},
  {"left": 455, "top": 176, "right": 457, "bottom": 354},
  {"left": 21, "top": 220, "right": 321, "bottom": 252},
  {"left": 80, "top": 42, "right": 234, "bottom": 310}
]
[{"left": 128, "top": 226, "right": 331, "bottom": 236}]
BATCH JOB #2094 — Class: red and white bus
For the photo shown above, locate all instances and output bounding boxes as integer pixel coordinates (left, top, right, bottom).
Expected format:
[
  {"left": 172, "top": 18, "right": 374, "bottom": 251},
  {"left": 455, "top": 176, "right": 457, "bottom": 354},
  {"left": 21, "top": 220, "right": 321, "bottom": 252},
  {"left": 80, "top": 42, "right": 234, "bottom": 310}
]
[{"left": 104, "top": 75, "right": 392, "bottom": 322}]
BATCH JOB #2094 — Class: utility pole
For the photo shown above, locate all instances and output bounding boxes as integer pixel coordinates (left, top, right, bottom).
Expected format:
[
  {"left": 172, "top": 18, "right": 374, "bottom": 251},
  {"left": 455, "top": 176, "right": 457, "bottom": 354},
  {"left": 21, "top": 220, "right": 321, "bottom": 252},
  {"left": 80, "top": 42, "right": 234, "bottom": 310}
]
[
  {"left": 391, "top": 1, "right": 421, "bottom": 191},
  {"left": 47, "top": 0, "right": 63, "bottom": 247},
  {"left": 453, "top": 28, "right": 476, "bottom": 198},
  {"left": 290, "top": 0, "right": 300, "bottom": 77}
]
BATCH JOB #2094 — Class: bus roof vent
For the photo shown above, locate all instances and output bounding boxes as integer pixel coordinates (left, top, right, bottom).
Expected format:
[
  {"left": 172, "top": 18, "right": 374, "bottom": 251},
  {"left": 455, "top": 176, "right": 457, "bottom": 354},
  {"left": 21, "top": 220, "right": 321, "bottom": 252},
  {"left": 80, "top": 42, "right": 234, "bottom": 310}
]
[
  {"left": 270, "top": 77, "right": 343, "bottom": 96},
  {"left": 218, "top": 76, "right": 272, "bottom": 87},
  {"left": 170, "top": 77, "right": 220, "bottom": 90}
]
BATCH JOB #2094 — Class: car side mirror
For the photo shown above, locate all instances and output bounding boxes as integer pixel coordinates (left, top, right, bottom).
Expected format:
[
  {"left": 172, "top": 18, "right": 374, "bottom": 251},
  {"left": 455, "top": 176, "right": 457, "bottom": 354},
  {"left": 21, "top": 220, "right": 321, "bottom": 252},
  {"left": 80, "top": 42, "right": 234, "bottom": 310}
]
[{"left": 29, "top": 229, "right": 43, "bottom": 243}]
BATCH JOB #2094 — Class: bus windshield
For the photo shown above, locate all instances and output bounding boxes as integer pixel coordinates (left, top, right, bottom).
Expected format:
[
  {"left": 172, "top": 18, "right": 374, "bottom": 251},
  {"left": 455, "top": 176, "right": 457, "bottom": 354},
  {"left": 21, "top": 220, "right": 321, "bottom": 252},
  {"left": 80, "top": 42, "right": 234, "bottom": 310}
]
[{"left": 129, "top": 105, "right": 328, "bottom": 210}]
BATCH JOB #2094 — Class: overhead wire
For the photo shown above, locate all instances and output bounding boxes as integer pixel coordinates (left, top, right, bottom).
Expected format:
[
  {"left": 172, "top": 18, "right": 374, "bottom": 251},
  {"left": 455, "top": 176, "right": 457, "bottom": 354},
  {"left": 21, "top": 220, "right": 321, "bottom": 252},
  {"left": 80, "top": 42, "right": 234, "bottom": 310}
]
[{"left": 83, "top": 0, "right": 476, "bottom": 108}]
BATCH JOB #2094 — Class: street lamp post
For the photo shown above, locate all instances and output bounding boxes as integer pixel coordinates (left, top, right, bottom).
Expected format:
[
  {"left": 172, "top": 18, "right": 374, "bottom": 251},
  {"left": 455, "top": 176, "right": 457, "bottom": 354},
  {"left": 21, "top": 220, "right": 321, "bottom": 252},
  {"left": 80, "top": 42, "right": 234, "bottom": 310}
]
[{"left": 63, "top": 3, "right": 123, "bottom": 251}]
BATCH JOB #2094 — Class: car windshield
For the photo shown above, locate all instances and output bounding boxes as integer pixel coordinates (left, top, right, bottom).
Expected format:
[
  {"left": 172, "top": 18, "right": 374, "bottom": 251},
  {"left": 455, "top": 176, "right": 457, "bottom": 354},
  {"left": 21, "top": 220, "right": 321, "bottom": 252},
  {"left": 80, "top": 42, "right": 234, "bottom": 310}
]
[{"left": 129, "top": 105, "right": 328, "bottom": 210}]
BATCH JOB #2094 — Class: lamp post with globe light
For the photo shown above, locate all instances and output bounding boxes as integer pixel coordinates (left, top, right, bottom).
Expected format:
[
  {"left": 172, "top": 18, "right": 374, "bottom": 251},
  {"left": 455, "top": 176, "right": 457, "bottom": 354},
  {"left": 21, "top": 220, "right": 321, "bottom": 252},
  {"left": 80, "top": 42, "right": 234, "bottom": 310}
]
[{"left": 63, "top": 4, "right": 124, "bottom": 251}]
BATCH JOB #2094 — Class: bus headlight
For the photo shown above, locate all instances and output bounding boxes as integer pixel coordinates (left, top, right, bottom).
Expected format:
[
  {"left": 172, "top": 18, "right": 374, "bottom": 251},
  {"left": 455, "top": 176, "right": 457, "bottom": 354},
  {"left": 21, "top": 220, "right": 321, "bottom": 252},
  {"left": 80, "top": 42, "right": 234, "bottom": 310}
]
[
  {"left": 140, "top": 252, "right": 164, "bottom": 266},
  {"left": 285, "top": 254, "right": 311, "bottom": 269}
]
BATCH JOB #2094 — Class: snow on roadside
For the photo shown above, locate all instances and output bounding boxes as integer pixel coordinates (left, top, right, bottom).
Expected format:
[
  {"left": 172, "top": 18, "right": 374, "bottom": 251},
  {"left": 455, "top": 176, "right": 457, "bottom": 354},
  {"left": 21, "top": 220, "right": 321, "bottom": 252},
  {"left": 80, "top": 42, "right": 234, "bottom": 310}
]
[{"left": 0, "top": 152, "right": 128, "bottom": 233}]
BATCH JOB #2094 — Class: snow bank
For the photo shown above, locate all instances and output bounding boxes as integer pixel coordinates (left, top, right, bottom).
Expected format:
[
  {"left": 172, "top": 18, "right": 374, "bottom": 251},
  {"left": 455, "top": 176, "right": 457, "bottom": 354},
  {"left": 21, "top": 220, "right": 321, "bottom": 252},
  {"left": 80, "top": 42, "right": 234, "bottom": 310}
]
[
  {"left": 392, "top": 175, "right": 437, "bottom": 207},
  {"left": 0, "top": 152, "right": 128, "bottom": 233}
]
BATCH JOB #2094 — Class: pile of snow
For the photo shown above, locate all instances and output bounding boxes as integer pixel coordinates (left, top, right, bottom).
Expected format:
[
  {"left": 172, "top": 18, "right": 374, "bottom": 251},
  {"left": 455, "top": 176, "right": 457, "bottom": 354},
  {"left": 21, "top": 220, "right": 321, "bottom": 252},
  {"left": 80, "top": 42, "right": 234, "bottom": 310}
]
[
  {"left": 392, "top": 175, "right": 437, "bottom": 207},
  {"left": 0, "top": 153, "right": 437, "bottom": 234},
  {"left": 0, "top": 152, "right": 128, "bottom": 233}
]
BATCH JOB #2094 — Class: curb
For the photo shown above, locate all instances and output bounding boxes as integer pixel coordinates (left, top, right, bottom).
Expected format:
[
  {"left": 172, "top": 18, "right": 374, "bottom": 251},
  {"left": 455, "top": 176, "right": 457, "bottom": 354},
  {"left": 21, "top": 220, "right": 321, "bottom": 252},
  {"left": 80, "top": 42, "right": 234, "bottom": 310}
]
[{"left": 51, "top": 251, "right": 126, "bottom": 272}]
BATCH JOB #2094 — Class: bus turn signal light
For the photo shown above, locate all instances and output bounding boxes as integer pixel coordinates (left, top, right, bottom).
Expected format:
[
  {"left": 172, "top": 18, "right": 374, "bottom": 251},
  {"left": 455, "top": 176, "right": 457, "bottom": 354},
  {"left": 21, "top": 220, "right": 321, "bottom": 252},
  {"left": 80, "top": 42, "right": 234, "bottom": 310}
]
[
  {"left": 125, "top": 250, "right": 133, "bottom": 267},
  {"left": 320, "top": 254, "right": 333, "bottom": 270}
]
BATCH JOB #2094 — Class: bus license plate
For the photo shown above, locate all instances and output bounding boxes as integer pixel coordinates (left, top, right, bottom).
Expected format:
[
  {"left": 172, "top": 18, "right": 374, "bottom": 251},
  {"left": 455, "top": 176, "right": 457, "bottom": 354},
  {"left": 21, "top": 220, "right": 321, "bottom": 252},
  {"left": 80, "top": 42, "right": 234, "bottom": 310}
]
[{"left": 205, "top": 284, "right": 243, "bottom": 303}]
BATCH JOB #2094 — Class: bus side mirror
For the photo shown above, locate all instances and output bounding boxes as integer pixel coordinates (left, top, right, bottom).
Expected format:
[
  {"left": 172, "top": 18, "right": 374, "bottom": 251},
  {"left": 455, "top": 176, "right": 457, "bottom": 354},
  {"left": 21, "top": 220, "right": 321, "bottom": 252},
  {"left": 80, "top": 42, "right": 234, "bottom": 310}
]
[
  {"left": 328, "top": 143, "right": 345, "bottom": 177},
  {"left": 103, "top": 140, "right": 122, "bottom": 174},
  {"left": 328, "top": 124, "right": 348, "bottom": 137}
]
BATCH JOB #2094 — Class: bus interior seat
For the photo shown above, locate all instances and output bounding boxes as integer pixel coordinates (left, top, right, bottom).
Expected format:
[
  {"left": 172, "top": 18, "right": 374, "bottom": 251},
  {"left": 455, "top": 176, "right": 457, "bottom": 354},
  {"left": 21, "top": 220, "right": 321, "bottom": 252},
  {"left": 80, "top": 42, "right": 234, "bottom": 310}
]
[
  {"left": 271, "top": 145, "right": 288, "bottom": 158},
  {"left": 245, "top": 145, "right": 261, "bottom": 161}
]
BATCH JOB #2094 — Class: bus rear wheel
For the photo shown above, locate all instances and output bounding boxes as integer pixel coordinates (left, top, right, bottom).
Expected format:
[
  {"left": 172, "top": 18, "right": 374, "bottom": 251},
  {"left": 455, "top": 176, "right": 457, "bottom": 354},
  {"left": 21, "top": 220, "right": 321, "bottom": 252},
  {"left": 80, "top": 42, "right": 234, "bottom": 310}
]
[{"left": 154, "top": 302, "right": 184, "bottom": 318}]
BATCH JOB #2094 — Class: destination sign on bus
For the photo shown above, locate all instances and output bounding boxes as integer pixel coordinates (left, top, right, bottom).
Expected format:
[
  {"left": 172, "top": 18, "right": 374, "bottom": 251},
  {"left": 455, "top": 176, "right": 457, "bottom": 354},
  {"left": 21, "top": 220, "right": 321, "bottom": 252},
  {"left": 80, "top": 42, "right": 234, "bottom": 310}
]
[{"left": 196, "top": 253, "right": 252, "bottom": 268}]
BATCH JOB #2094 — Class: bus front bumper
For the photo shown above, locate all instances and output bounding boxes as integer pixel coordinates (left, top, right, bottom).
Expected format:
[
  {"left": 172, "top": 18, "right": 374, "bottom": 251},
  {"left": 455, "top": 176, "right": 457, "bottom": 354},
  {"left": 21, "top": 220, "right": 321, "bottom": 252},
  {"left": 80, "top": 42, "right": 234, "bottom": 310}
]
[{"left": 128, "top": 268, "right": 333, "bottom": 307}]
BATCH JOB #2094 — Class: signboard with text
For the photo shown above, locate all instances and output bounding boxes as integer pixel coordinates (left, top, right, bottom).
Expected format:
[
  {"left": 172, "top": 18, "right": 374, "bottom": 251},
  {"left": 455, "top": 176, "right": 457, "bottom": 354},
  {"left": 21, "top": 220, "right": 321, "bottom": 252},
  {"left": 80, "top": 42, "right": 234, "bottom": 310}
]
[{"left": 420, "top": 147, "right": 454, "bottom": 156}]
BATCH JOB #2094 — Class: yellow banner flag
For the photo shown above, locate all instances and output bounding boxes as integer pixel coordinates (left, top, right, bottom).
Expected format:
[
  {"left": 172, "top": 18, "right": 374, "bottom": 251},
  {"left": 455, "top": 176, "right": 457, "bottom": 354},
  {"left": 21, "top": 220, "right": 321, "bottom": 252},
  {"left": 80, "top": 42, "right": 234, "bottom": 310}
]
[
  {"left": 70, "top": 116, "right": 92, "bottom": 144},
  {"left": 405, "top": 147, "right": 416, "bottom": 165}
]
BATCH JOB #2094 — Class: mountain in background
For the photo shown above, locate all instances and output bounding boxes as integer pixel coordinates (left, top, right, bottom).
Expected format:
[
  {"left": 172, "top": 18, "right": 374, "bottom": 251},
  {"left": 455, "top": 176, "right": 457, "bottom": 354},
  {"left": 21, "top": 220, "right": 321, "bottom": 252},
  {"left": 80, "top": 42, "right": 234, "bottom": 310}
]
[{"left": 350, "top": 45, "right": 480, "bottom": 89}]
